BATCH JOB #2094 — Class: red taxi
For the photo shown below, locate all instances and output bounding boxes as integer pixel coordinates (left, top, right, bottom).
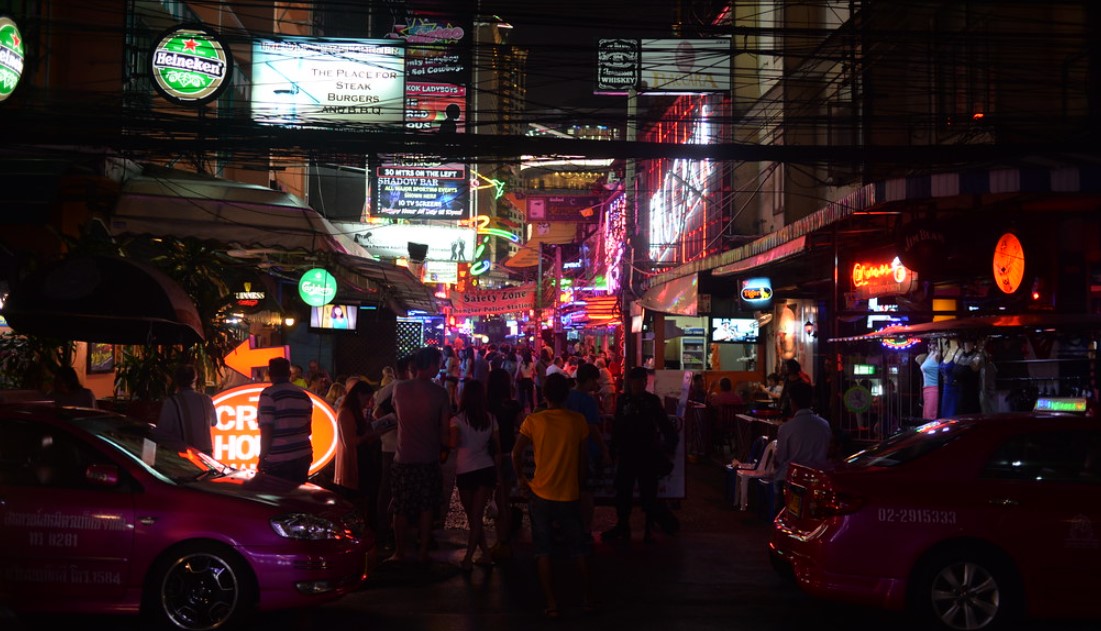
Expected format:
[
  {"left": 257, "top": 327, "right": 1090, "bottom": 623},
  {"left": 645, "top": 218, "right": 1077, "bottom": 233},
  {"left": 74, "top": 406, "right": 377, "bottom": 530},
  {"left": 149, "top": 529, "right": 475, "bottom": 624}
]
[
  {"left": 0, "top": 403, "right": 370, "bottom": 630},
  {"left": 770, "top": 401, "right": 1101, "bottom": 630}
]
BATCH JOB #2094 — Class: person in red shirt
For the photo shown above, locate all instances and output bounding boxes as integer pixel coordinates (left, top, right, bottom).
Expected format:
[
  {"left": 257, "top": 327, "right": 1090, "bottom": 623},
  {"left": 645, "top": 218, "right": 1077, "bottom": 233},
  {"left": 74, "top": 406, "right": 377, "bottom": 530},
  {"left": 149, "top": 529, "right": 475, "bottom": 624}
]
[
  {"left": 778, "top": 359, "right": 813, "bottom": 417},
  {"left": 708, "top": 377, "right": 744, "bottom": 407}
]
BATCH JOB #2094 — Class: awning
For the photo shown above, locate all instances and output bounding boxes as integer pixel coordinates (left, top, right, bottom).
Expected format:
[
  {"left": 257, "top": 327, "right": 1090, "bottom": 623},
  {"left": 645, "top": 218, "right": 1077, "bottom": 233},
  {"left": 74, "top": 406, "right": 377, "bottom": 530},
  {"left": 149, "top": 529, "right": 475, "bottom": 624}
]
[
  {"left": 712, "top": 236, "right": 807, "bottom": 276},
  {"left": 646, "top": 164, "right": 1099, "bottom": 290},
  {"left": 1, "top": 254, "right": 204, "bottom": 345},
  {"left": 333, "top": 253, "right": 438, "bottom": 316},
  {"left": 828, "top": 313, "right": 1101, "bottom": 343},
  {"left": 109, "top": 167, "right": 437, "bottom": 315},
  {"left": 638, "top": 273, "right": 698, "bottom": 316},
  {"left": 110, "top": 167, "right": 366, "bottom": 256}
]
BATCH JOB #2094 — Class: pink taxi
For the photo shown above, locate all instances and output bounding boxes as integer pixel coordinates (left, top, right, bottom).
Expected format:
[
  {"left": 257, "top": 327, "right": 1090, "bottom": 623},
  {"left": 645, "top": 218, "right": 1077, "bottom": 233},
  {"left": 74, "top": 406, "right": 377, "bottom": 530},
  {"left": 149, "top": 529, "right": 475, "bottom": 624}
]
[
  {"left": 0, "top": 403, "right": 369, "bottom": 630},
  {"left": 770, "top": 409, "right": 1101, "bottom": 631}
]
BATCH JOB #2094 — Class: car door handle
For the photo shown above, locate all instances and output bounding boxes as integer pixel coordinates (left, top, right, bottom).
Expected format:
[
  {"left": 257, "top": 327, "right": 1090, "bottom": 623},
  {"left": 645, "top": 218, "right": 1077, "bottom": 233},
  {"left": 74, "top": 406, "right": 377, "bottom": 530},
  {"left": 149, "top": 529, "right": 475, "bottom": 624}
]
[
  {"left": 988, "top": 498, "right": 1019, "bottom": 507},
  {"left": 139, "top": 516, "right": 158, "bottom": 526}
]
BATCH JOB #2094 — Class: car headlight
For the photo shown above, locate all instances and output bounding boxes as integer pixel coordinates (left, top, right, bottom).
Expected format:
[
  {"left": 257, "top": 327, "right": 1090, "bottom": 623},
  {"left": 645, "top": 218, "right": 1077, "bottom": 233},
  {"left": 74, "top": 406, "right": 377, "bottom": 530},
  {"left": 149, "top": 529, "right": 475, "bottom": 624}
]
[{"left": 270, "top": 513, "right": 343, "bottom": 540}]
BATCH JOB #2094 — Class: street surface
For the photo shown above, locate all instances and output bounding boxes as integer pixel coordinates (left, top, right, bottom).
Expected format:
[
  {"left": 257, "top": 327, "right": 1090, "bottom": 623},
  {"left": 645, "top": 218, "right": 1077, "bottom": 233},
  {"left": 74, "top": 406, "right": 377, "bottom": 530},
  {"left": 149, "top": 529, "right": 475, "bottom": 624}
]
[{"left": 9, "top": 460, "right": 1098, "bottom": 630}]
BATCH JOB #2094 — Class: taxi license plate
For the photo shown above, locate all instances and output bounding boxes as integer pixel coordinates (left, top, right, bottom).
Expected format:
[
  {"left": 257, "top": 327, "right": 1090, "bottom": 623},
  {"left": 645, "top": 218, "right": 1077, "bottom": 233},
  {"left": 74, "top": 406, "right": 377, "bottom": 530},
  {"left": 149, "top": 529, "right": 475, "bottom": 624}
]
[{"left": 786, "top": 484, "right": 806, "bottom": 518}]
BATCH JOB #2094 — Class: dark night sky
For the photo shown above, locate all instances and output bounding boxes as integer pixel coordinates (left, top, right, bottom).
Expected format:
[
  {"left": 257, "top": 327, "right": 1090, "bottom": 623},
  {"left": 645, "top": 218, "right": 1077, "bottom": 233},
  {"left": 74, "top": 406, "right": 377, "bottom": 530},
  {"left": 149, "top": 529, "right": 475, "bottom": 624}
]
[{"left": 478, "top": 3, "right": 690, "bottom": 120}]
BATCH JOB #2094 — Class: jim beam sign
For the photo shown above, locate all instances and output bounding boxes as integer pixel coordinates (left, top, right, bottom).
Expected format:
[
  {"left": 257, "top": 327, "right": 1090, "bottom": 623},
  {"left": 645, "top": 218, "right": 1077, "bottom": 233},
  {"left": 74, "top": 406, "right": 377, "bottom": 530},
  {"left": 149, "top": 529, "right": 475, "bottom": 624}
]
[{"left": 150, "top": 24, "right": 232, "bottom": 106}]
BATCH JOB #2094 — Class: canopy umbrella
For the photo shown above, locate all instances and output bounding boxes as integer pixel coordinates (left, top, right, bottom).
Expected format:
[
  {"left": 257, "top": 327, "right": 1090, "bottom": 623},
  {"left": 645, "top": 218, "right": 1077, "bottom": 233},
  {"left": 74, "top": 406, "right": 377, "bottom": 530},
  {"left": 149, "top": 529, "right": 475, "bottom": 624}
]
[{"left": 2, "top": 254, "right": 204, "bottom": 345}]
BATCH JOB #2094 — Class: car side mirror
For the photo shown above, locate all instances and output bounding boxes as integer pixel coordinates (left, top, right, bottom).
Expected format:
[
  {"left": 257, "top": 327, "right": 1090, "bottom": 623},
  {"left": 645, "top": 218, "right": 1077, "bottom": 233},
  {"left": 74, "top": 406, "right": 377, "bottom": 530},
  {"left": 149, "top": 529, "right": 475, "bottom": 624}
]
[{"left": 85, "top": 463, "right": 120, "bottom": 487}]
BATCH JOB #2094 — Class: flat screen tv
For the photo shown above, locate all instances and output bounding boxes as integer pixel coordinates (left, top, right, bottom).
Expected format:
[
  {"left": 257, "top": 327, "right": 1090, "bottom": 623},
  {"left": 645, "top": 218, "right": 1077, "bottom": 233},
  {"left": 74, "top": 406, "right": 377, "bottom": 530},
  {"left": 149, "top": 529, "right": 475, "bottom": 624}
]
[
  {"left": 709, "top": 317, "right": 759, "bottom": 343},
  {"left": 310, "top": 304, "right": 358, "bottom": 331}
]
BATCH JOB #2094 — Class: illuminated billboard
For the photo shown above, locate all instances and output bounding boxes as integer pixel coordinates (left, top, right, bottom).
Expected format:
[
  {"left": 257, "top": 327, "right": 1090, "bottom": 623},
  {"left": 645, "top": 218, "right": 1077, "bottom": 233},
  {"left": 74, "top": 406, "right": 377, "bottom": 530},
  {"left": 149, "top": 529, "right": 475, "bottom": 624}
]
[
  {"left": 647, "top": 102, "right": 717, "bottom": 264},
  {"left": 376, "top": 159, "right": 468, "bottom": 218},
  {"left": 333, "top": 221, "right": 475, "bottom": 262},
  {"left": 251, "top": 37, "right": 404, "bottom": 127},
  {"left": 388, "top": 13, "right": 472, "bottom": 86},
  {"left": 405, "top": 82, "right": 465, "bottom": 133}
]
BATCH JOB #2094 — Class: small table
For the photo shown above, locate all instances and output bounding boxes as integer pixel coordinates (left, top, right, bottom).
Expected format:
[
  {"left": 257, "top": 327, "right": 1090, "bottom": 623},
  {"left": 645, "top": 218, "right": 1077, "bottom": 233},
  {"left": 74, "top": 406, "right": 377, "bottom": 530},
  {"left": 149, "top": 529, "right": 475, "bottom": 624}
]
[{"left": 734, "top": 413, "right": 783, "bottom": 461}]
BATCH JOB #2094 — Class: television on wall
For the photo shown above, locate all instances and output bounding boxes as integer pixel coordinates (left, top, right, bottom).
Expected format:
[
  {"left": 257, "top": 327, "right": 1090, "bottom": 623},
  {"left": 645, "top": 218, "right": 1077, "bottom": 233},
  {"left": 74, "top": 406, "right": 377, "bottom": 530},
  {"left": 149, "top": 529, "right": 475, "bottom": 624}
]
[
  {"left": 709, "top": 316, "right": 759, "bottom": 343},
  {"left": 310, "top": 304, "right": 358, "bottom": 331}
]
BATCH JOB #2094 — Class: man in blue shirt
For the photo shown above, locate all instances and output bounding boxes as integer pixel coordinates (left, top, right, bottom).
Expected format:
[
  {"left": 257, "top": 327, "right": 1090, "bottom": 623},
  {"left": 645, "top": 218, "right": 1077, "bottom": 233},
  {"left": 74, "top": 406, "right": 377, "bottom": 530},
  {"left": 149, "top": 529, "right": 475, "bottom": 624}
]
[
  {"left": 565, "top": 363, "right": 611, "bottom": 538},
  {"left": 258, "top": 357, "right": 314, "bottom": 484},
  {"left": 773, "top": 380, "right": 832, "bottom": 506}
]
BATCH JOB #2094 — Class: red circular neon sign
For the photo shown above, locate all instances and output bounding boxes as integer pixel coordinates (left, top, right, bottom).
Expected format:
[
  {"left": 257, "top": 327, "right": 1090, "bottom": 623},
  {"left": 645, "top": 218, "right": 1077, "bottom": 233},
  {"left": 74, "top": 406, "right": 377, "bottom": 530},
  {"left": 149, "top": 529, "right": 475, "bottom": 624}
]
[{"left": 211, "top": 385, "right": 338, "bottom": 476}]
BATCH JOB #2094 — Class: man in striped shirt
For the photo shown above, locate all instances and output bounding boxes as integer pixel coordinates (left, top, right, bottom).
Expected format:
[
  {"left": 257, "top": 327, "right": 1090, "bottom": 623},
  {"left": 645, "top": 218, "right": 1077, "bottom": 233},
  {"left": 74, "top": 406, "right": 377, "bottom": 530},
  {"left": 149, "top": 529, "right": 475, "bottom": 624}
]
[{"left": 258, "top": 357, "right": 314, "bottom": 484}]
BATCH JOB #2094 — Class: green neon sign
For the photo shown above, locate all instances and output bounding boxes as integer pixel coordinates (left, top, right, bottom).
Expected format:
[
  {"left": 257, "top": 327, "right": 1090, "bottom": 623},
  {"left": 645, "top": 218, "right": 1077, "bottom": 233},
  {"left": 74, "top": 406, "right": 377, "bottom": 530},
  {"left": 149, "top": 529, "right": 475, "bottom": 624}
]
[
  {"left": 150, "top": 25, "right": 232, "bottom": 106},
  {"left": 298, "top": 268, "right": 338, "bottom": 307},
  {"left": 0, "top": 17, "right": 25, "bottom": 103}
]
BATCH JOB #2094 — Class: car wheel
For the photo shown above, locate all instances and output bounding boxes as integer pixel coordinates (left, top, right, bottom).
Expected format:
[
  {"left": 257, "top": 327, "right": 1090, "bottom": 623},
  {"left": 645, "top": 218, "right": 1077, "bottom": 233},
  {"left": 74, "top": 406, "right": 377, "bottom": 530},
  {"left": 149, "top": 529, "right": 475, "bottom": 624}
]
[
  {"left": 911, "top": 550, "right": 1019, "bottom": 631},
  {"left": 143, "top": 543, "right": 256, "bottom": 631}
]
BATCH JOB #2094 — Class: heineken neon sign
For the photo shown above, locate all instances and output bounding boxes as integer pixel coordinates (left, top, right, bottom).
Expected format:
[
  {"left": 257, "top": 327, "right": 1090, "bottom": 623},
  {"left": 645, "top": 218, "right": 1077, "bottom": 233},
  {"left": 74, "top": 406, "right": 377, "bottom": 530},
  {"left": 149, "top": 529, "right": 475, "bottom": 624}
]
[
  {"left": 0, "top": 16, "right": 25, "bottom": 103},
  {"left": 150, "top": 25, "right": 232, "bottom": 106}
]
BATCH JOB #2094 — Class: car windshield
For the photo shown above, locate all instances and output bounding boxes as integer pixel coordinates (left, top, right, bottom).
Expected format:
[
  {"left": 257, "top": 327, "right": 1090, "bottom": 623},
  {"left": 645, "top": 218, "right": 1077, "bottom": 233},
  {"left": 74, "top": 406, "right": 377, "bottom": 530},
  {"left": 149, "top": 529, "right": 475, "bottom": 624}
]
[
  {"left": 845, "top": 420, "right": 970, "bottom": 467},
  {"left": 71, "top": 415, "right": 233, "bottom": 483}
]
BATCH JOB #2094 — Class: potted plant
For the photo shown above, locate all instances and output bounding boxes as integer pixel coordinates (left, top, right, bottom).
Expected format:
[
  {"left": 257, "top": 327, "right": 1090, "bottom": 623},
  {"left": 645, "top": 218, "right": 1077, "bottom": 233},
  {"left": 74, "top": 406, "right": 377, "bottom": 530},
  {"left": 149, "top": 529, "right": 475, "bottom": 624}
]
[{"left": 0, "top": 332, "right": 74, "bottom": 394}]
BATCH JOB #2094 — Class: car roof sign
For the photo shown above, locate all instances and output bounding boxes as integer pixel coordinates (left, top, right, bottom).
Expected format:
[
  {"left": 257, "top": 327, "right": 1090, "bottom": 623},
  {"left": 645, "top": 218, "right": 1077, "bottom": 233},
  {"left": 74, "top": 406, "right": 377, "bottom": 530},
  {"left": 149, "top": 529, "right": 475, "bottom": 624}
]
[{"left": 1033, "top": 397, "right": 1088, "bottom": 413}]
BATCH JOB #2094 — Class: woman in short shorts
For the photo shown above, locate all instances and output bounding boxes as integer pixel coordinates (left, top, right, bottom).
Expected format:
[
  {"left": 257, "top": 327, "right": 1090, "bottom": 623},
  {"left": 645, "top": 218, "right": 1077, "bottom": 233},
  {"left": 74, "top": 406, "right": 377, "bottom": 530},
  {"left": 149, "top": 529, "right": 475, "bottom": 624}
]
[{"left": 449, "top": 379, "right": 501, "bottom": 571}]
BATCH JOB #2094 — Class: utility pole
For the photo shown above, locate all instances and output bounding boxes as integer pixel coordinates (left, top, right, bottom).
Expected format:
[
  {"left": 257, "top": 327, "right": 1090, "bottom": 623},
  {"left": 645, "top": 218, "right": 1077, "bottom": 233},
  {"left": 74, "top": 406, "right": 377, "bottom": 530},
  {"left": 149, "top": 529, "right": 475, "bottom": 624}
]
[{"left": 622, "top": 87, "right": 638, "bottom": 370}]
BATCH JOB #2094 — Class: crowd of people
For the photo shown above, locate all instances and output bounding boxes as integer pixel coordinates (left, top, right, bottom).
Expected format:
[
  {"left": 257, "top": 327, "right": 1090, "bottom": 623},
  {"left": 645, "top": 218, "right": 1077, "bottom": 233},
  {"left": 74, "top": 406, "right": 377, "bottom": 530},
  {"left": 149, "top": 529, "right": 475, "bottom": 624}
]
[
  {"left": 135, "top": 340, "right": 845, "bottom": 619},
  {"left": 141, "top": 340, "right": 677, "bottom": 619}
]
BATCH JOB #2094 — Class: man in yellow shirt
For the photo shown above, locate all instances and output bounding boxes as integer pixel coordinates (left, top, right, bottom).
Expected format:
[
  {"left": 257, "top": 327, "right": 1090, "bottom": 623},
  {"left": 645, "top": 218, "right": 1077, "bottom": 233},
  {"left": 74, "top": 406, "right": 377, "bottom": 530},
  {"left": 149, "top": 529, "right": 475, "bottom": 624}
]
[{"left": 512, "top": 372, "right": 597, "bottom": 619}]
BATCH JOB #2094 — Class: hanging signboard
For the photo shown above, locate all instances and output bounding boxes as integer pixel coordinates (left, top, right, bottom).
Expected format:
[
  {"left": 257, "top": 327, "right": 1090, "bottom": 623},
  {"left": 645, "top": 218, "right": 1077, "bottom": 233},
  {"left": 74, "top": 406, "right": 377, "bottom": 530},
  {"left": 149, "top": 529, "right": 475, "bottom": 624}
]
[
  {"left": 251, "top": 37, "right": 404, "bottom": 127},
  {"left": 0, "top": 16, "right": 26, "bottom": 103},
  {"left": 740, "top": 277, "right": 774, "bottom": 308},
  {"left": 298, "top": 268, "right": 338, "bottom": 307},
  {"left": 424, "top": 260, "right": 458, "bottom": 284},
  {"left": 388, "top": 13, "right": 472, "bottom": 86},
  {"left": 851, "top": 256, "right": 917, "bottom": 300},
  {"left": 335, "top": 221, "right": 475, "bottom": 262},
  {"left": 595, "top": 38, "right": 640, "bottom": 92},
  {"left": 149, "top": 24, "right": 233, "bottom": 106},
  {"left": 405, "top": 82, "right": 465, "bottom": 133},
  {"left": 526, "top": 195, "right": 602, "bottom": 222},
  {"left": 449, "top": 283, "right": 536, "bottom": 317},
  {"left": 376, "top": 159, "right": 468, "bottom": 218},
  {"left": 596, "top": 38, "right": 731, "bottom": 95}
]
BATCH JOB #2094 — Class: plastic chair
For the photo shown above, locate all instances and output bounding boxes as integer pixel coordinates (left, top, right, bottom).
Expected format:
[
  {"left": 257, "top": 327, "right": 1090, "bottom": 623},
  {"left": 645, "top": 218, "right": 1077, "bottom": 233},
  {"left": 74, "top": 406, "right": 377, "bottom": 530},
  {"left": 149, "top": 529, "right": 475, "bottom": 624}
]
[
  {"left": 724, "top": 436, "right": 768, "bottom": 505},
  {"left": 735, "top": 439, "right": 777, "bottom": 511},
  {"left": 735, "top": 435, "right": 768, "bottom": 468}
]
